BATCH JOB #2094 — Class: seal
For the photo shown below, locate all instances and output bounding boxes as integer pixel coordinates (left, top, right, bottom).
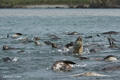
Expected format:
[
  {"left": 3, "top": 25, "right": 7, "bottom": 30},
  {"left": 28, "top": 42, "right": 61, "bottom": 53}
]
[
  {"left": 3, "top": 45, "right": 13, "bottom": 50},
  {"left": 73, "top": 36, "right": 83, "bottom": 54},
  {"left": 52, "top": 60, "right": 76, "bottom": 71},
  {"left": 51, "top": 43, "right": 58, "bottom": 48},
  {"left": 103, "top": 55, "right": 117, "bottom": 61},
  {"left": 65, "top": 42, "right": 74, "bottom": 49},
  {"left": 2, "top": 57, "right": 12, "bottom": 62},
  {"left": 3, "top": 45, "right": 18, "bottom": 50},
  {"left": 102, "top": 31, "right": 119, "bottom": 35},
  {"left": 44, "top": 41, "right": 52, "bottom": 45},
  {"left": 102, "top": 65, "right": 120, "bottom": 71},
  {"left": 13, "top": 33, "right": 23, "bottom": 37},
  {"left": 49, "top": 34, "right": 60, "bottom": 40},
  {"left": 35, "top": 40, "right": 41, "bottom": 45},
  {"left": 72, "top": 72, "right": 109, "bottom": 77},
  {"left": 2, "top": 57, "right": 18, "bottom": 62},
  {"left": 67, "top": 32, "right": 80, "bottom": 35},
  {"left": 34, "top": 36, "right": 41, "bottom": 40},
  {"left": 107, "top": 37, "right": 119, "bottom": 48}
]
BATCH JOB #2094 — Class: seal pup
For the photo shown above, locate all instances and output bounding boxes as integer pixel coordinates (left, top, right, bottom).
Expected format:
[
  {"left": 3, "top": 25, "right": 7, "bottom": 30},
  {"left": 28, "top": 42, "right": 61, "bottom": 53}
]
[
  {"left": 73, "top": 36, "right": 83, "bottom": 54},
  {"left": 52, "top": 60, "right": 76, "bottom": 71},
  {"left": 72, "top": 72, "right": 109, "bottom": 77}
]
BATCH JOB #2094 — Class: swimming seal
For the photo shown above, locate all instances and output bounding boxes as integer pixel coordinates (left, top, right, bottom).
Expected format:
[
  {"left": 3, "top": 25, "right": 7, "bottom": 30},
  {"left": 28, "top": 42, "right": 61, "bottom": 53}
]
[
  {"left": 103, "top": 55, "right": 117, "bottom": 61},
  {"left": 35, "top": 40, "right": 40, "bottom": 45},
  {"left": 72, "top": 72, "right": 109, "bottom": 77},
  {"left": 67, "top": 32, "right": 80, "bottom": 35},
  {"left": 34, "top": 36, "right": 41, "bottom": 40},
  {"left": 102, "top": 64, "right": 120, "bottom": 71},
  {"left": 107, "top": 37, "right": 119, "bottom": 48},
  {"left": 3, "top": 45, "right": 18, "bottom": 50},
  {"left": 73, "top": 36, "right": 83, "bottom": 54},
  {"left": 52, "top": 60, "right": 76, "bottom": 71},
  {"left": 2, "top": 57, "right": 12, "bottom": 62},
  {"left": 13, "top": 33, "right": 23, "bottom": 37},
  {"left": 102, "top": 31, "right": 119, "bottom": 35},
  {"left": 44, "top": 41, "right": 52, "bottom": 45},
  {"left": 51, "top": 43, "right": 58, "bottom": 48},
  {"left": 65, "top": 42, "right": 74, "bottom": 49},
  {"left": 49, "top": 34, "right": 60, "bottom": 40},
  {"left": 3, "top": 45, "right": 13, "bottom": 50}
]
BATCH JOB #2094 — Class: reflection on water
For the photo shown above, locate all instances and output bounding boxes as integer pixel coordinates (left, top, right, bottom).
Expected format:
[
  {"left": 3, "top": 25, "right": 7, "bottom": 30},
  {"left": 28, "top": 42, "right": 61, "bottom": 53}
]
[{"left": 0, "top": 9, "right": 120, "bottom": 80}]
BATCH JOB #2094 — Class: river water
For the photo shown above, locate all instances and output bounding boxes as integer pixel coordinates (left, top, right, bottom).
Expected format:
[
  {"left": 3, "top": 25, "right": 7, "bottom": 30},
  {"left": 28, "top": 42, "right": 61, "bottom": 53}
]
[{"left": 0, "top": 9, "right": 120, "bottom": 80}]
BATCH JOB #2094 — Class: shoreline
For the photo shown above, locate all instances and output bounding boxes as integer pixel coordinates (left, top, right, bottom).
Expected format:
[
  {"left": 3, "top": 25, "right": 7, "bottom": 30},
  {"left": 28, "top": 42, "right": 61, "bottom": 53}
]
[
  {"left": 23, "top": 5, "right": 70, "bottom": 9},
  {"left": 0, "top": 4, "right": 120, "bottom": 9}
]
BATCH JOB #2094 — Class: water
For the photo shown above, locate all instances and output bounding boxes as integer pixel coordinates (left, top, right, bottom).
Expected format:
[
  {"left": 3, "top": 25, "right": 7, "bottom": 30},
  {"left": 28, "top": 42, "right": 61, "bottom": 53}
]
[{"left": 0, "top": 9, "right": 120, "bottom": 80}]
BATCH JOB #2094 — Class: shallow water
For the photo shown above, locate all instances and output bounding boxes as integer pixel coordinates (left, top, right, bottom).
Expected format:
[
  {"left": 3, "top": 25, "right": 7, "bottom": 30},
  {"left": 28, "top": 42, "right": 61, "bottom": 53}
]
[{"left": 0, "top": 9, "right": 120, "bottom": 80}]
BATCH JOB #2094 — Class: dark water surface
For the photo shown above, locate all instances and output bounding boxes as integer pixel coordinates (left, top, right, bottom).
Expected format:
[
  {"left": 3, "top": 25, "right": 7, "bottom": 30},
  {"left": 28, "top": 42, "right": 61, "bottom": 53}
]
[{"left": 0, "top": 9, "right": 120, "bottom": 80}]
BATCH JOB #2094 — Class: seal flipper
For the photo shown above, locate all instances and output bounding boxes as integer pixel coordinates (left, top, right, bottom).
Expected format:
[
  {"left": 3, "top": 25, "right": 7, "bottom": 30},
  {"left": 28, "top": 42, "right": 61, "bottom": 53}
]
[{"left": 63, "top": 61, "right": 76, "bottom": 64}]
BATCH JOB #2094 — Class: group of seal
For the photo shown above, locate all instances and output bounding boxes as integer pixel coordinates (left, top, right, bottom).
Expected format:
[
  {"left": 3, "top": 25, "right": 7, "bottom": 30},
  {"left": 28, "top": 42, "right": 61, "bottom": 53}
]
[
  {"left": 1, "top": 31, "right": 120, "bottom": 77},
  {"left": 51, "top": 31, "right": 120, "bottom": 77}
]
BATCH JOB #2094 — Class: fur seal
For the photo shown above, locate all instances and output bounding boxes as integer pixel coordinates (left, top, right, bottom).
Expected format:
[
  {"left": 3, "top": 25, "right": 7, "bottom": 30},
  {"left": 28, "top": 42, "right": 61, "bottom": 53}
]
[
  {"left": 65, "top": 42, "right": 74, "bottom": 49},
  {"left": 52, "top": 60, "right": 76, "bottom": 71},
  {"left": 49, "top": 34, "right": 60, "bottom": 40},
  {"left": 2, "top": 45, "right": 16, "bottom": 50},
  {"left": 51, "top": 43, "right": 58, "bottom": 48},
  {"left": 44, "top": 41, "right": 52, "bottom": 45},
  {"left": 102, "top": 65, "right": 120, "bottom": 71},
  {"left": 72, "top": 72, "right": 109, "bottom": 77},
  {"left": 102, "top": 31, "right": 119, "bottom": 35},
  {"left": 34, "top": 36, "right": 41, "bottom": 40},
  {"left": 2, "top": 57, "right": 18, "bottom": 62},
  {"left": 103, "top": 55, "right": 117, "bottom": 61},
  {"left": 94, "top": 55, "right": 117, "bottom": 61},
  {"left": 2, "top": 45, "right": 19, "bottom": 50},
  {"left": 67, "top": 32, "right": 80, "bottom": 35},
  {"left": 35, "top": 40, "right": 41, "bottom": 45},
  {"left": 13, "top": 33, "right": 23, "bottom": 37},
  {"left": 107, "top": 37, "right": 119, "bottom": 48},
  {"left": 2, "top": 57, "right": 12, "bottom": 62},
  {"left": 73, "top": 36, "right": 83, "bottom": 54}
]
